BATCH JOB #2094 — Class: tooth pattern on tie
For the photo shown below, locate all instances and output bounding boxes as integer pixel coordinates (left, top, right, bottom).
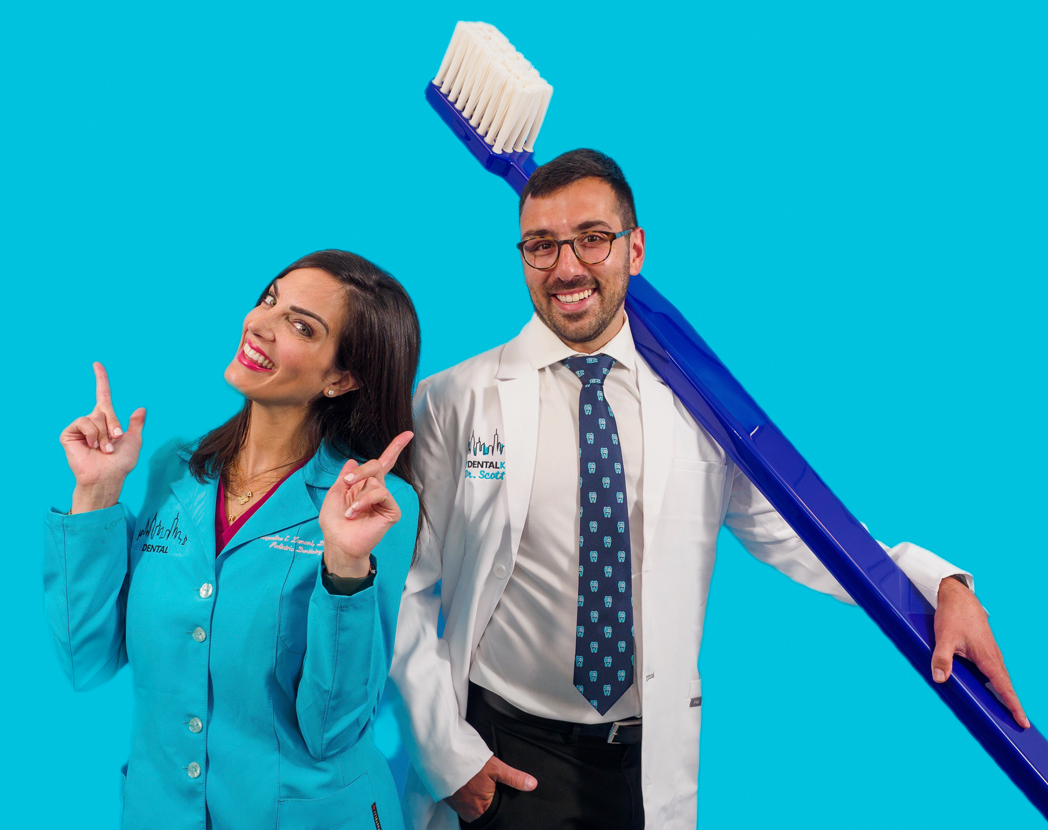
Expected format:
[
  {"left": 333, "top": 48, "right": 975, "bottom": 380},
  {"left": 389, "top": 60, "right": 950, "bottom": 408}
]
[{"left": 564, "top": 354, "right": 634, "bottom": 715}]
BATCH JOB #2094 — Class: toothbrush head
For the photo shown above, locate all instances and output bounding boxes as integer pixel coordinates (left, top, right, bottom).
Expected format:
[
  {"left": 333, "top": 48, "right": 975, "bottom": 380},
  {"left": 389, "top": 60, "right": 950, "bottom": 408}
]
[{"left": 434, "top": 21, "right": 553, "bottom": 156}]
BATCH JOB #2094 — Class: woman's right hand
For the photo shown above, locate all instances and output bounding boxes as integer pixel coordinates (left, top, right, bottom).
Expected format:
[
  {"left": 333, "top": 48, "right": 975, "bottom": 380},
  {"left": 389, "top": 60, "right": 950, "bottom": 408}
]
[{"left": 60, "top": 362, "right": 146, "bottom": 513}]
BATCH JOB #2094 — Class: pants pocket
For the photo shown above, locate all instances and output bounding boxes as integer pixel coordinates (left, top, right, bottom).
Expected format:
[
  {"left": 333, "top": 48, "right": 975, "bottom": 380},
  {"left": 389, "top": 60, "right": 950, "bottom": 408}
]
[{"left": 459, "top": 787, "right": 502, "bottom": 829}]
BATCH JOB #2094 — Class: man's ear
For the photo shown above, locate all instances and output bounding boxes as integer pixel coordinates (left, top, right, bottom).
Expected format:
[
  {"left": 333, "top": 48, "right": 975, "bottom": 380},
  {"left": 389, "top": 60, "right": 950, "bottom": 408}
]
[{"left": 629, "top": 227, "right": 646, "bottom": 276}]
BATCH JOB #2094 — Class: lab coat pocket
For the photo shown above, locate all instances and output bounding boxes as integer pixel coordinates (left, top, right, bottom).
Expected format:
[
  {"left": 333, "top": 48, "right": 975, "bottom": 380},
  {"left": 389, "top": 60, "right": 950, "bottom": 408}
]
[
  {"left": 277, "top": 772, "right": 376, "bottom": 830},
  {"left": 663, "top": 459, "right": 728, "bottom": 524},
  {"left": 278, "top": 551, "right": 322, "bottom": 654},
  {"left": 687, "top": 677, "right": 702, "bottom": 708}
]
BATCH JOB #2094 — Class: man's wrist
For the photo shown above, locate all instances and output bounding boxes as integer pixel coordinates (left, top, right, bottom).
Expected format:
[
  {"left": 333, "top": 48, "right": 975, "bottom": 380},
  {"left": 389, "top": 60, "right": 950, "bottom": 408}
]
[{"left": 939, "top": 573, "right": 970, "bottom": 593}]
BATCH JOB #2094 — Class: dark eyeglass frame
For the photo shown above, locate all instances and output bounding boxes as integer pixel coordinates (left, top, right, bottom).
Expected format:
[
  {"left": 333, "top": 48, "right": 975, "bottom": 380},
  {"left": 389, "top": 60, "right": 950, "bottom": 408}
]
[{"left": 516, "top": 228, "right": 636, "bottom": 270}]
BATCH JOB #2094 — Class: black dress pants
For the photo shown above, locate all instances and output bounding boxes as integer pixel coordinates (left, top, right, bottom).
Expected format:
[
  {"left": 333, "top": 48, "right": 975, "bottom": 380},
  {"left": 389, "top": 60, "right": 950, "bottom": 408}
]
[{"left": 461, "top": 683, "right": 644, "bottom": 830}]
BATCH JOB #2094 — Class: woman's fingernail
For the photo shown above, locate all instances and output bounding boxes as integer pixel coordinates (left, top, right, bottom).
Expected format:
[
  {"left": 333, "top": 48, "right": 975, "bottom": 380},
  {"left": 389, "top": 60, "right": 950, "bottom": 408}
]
[
  {"left": 344, "top": 474, "right": 355, "bottom": 484},
  {"left": 93, "top": 441, "right": 99, "bottom": 449},
  {"left": 933, "top": 669, "right": 946, "bottom": 682},
  {"left": 105, "top": 443, "right": 114, "bottom": 453},
  {"left": 344, "top": 508, "right": 356, "bottom": 519},
  {"left": 350, "top": 502, "right": 360, "bottom": 511},
  {"left": 112, "top": 428, "right": 123, "bottom": 437}
]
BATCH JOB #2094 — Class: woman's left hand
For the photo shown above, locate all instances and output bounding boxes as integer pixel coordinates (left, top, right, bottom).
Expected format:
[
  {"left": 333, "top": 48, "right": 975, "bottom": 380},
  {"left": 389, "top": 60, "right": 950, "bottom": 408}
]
[{"left": 319, "top": 432, "right": 414, "bottom": 578}]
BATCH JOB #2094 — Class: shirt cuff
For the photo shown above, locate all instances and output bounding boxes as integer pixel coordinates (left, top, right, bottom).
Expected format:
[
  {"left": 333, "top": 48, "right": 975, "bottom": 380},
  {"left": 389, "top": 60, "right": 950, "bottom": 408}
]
[{"left": 321, "top": 558, "right": 377, "bottom": 596}]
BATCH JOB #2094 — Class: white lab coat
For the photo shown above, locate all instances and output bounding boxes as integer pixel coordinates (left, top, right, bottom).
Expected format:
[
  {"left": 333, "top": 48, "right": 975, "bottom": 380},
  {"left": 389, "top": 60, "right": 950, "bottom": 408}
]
[{"left": 390, "top": 316, "right": 966, "bottom": 830}]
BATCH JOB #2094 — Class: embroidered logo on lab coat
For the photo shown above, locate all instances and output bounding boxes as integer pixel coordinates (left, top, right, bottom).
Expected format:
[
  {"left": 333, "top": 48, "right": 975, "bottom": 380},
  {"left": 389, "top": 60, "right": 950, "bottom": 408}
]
[
  {"left": 465, "top": 428, "right": 505, "bottom": 481},
  {"left": 135, "top": 511, "right": 189, "bottom": 553},
  {"left": 263, "top": 534, "right": 324, "bottom": 554}
]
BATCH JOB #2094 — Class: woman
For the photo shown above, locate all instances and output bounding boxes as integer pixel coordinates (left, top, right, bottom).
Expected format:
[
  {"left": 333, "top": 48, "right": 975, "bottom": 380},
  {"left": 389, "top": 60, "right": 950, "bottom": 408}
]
[{"left": 44, "top": 250, "right": 421, "bottom": 830}]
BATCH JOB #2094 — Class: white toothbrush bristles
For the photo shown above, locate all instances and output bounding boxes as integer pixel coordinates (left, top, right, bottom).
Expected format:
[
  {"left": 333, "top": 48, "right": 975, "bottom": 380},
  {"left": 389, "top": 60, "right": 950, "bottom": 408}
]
[{"left": 433, "top": 22, "right": 553, "bottom": 155}]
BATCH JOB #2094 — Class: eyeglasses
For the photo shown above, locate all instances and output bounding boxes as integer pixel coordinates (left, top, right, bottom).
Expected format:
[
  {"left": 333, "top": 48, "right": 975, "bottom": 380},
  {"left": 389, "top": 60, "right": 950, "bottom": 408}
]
[{"left": 516, "top": 228, "right": 635, "bottom": 270}]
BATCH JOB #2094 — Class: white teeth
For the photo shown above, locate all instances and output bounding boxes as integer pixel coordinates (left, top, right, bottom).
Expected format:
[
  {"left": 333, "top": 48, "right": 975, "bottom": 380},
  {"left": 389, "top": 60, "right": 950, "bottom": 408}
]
[
  {"left": 243, "top": 344, "right": 274, "bottom": 369},
  {"left": 557, "top": 288, "right": 594, "bottom": 305}
]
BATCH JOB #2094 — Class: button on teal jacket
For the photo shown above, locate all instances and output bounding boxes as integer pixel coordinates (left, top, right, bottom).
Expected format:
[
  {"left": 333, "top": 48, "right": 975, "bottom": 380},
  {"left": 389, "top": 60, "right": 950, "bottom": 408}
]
[{"left": 44, "top": 440, "right": 417, "bottom": 830}]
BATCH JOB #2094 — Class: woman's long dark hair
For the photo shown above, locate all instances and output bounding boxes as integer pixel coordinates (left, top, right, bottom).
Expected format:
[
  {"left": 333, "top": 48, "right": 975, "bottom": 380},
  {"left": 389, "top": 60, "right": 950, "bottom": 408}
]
[{"left": 188, "top": 250, "right": 421, "bottom": 497}]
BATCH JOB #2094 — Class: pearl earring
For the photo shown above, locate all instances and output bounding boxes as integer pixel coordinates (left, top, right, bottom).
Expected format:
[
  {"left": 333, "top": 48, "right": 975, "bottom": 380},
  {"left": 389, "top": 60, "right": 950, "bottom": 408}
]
[{"left": 326, "top": 390, "right": 335, "bottom": 397}]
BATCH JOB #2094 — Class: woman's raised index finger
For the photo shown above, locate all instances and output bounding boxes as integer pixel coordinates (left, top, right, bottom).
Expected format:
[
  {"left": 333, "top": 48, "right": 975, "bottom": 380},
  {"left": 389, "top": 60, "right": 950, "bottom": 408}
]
[
  {"left": 378, "top": 431, "right": 414, "bottom": 473},
  {"left": 93, "top": 362, "right": 113, "bottom": 406}
]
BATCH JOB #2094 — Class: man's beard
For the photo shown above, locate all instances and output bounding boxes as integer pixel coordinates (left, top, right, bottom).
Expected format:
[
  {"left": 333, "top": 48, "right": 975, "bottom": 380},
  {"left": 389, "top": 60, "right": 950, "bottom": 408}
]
[{"left": 530, "top": 265, "right": 630, "bottom": 349}]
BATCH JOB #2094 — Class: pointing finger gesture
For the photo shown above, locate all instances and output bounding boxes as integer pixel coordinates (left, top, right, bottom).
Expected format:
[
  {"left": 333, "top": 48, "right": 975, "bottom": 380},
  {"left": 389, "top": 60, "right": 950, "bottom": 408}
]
[
  {"left": 319, "top": 432, "right": 413, "bottom": 577},
  {"left": 60, "top": 362, "right": 146, "bottom": 511},
  {"left": 93, "top": 362, "right": 124, "bottom": 442}
]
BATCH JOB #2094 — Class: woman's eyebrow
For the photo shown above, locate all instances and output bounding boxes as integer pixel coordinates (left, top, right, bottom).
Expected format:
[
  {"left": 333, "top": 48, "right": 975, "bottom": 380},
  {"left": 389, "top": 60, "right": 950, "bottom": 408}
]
[{"left": 289, "top": 306, "right": 330, "bottom": 334}]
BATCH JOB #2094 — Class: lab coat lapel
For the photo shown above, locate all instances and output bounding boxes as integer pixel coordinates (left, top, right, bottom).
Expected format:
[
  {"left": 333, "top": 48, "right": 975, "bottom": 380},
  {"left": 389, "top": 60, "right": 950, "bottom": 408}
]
[
  {"left": 169, "top": 461, "right": 219, "bottom": 563},
  {"left": 222, "top": 446, "right": 341, "bottom": 554},
  {"left": 638, "top": 359, "right": 674, "bottom": 558},
  {"left": 496, "top": 335, "right": 539, "bottom": 559}
]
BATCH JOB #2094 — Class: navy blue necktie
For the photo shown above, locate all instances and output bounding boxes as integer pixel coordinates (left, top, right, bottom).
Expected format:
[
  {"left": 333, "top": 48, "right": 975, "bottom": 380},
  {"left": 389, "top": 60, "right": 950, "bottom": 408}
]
[{"left": 564, "top": 354, "right": 634, "bottom": 715}]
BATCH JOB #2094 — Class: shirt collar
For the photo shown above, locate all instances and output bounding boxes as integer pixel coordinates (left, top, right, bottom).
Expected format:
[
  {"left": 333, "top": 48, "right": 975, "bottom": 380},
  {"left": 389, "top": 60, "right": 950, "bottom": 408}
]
[{"left": 523, "top": 311, "right": 637, "bottom": 373}]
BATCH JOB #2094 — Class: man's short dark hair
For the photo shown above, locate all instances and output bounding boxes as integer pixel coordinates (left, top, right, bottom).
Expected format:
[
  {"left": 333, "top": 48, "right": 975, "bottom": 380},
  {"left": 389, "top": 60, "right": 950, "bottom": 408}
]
[{"left": 519, "top": 149, "right": 638, "bottom": 229}]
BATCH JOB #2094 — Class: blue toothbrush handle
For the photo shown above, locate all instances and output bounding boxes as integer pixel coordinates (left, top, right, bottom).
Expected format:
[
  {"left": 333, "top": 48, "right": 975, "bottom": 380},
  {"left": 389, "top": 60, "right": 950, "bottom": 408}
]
[
  {"left": 624, "top": 275, "right": 1048, "bottom": 818},
  {"left": 426, "top": 80, "right": 1048, "bottom": 817},
  {"left": 425, "top": 84, "right": 537, "bottom": 193}
]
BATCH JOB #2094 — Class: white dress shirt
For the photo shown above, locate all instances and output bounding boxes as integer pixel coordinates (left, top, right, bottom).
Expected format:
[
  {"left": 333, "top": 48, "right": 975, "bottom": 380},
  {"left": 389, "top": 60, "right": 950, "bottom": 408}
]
[{"left": 470, "top": 313, "right": 647, "bottom": 722}]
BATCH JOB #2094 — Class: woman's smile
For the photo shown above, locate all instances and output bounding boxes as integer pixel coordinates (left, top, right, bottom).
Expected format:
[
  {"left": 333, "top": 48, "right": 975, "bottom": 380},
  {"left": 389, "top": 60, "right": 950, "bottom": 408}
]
[{"left": 237, "top": 339, "right": 275, "bottom": 371}]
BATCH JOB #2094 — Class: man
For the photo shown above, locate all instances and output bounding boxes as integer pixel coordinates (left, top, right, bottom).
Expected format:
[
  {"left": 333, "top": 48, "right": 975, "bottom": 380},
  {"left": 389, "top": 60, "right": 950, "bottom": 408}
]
[{"left": 390, "top": 149, "right": 1027, "bottom": 830}]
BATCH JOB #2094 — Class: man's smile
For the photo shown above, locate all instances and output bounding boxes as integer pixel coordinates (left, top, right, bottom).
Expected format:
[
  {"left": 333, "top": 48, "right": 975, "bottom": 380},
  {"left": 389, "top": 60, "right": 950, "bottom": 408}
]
[{"left": 552, "top": 288, "right": 595, "bottom": 306}]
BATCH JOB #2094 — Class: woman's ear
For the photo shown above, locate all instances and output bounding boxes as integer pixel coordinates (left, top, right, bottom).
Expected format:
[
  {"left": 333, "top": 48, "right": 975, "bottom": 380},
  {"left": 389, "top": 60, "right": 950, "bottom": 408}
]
[{"left": 322, "top": 371, "right": 360, "bottom": 398}]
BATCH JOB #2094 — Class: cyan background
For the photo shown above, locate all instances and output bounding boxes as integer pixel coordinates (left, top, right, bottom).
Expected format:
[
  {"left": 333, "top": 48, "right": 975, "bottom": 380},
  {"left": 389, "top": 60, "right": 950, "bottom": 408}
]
[{"left": 4, "top": 1, "right": 1045, "bottom": 827}]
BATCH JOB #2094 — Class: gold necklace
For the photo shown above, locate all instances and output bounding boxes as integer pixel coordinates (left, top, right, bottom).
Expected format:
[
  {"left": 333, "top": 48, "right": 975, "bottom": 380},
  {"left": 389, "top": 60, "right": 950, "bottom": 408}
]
[
  {"left": 228, "top": 487, "right": 255, "bottom": 506},
  {"left": 226, "top": 478, "right": 277, "bottom": 524},
  {"left": 226, "top": 483, "right": 276, "bottom": 524},
  {"left": 225, "top": 458, "right": 298, "bottom": 524}
]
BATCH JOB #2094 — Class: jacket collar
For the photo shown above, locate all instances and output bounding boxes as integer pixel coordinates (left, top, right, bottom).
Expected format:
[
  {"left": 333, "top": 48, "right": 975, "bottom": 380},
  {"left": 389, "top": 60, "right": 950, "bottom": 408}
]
[
  {"left": 171, "top": 441, "right": 346, "bottom": 559},
  {"left": 508, "top": 312, "right": 638, "bottom": 375},
  {"left": 495, "top": 317, "right": 538, "bottom": 380},
  {"left": 496, "top": 320, "right": 540, "bottom": 557}
]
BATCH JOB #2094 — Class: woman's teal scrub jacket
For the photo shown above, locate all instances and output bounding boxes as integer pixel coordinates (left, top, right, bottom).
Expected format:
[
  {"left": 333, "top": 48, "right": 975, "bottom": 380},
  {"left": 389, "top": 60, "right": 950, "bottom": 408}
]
[{"left": 43, "top": 440, "right": 418, "bottom": 830}]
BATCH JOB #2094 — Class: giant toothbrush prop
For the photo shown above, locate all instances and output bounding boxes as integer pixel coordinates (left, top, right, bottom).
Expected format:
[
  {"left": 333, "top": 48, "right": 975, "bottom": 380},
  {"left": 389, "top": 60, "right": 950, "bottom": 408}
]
[{"left": 424, "top": 21, "right": 1048, "bottom": 818}]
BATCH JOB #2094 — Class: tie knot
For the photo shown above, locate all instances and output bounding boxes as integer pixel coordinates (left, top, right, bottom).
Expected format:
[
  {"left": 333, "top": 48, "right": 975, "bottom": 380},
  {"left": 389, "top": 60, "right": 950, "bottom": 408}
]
[{"left": 563, "top": 354, "right": 616, "bottom": 386}]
